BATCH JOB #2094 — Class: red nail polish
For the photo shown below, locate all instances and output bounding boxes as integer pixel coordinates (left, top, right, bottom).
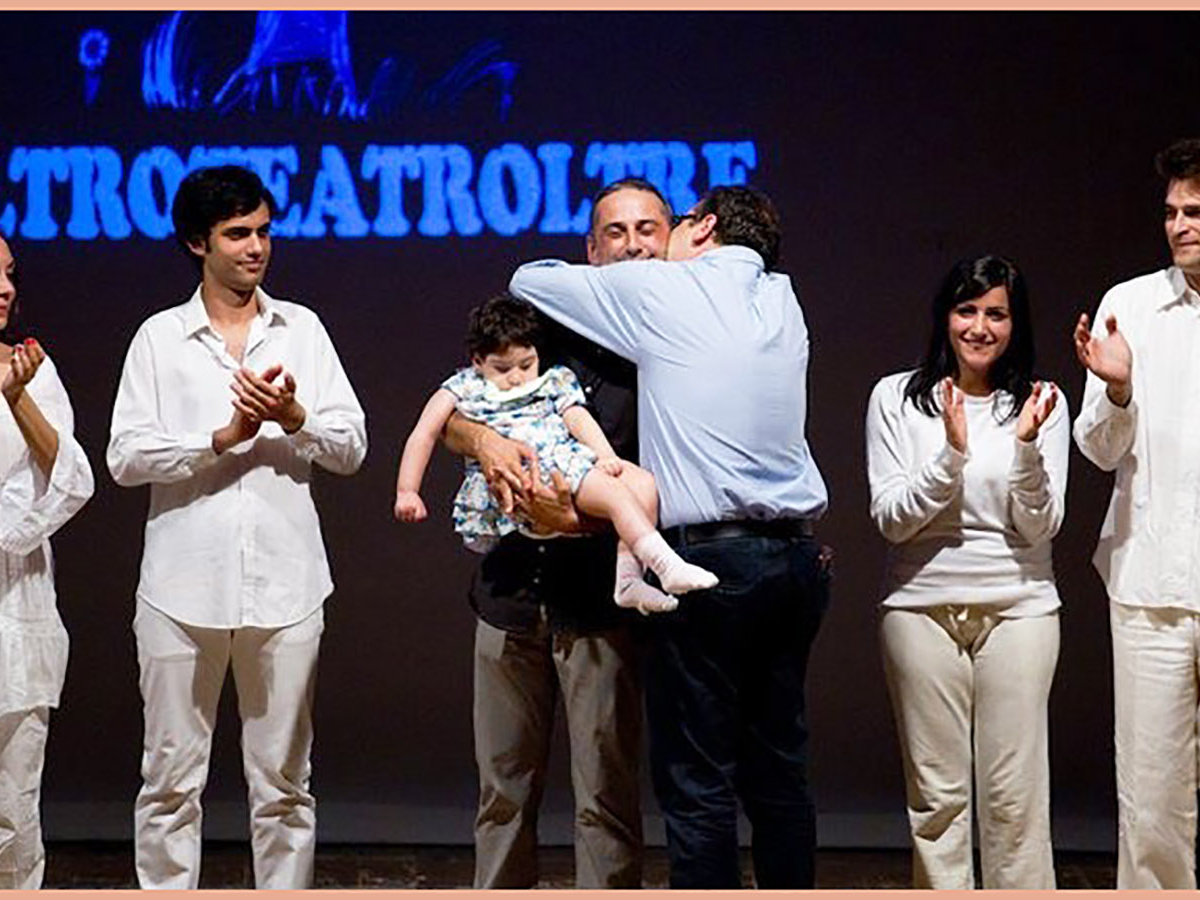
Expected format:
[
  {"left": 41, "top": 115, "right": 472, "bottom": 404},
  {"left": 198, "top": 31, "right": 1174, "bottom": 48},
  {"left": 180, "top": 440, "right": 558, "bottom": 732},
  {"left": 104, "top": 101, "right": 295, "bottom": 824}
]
[{"left": 24, "top": 338, "right": 34, "bottom": 345}]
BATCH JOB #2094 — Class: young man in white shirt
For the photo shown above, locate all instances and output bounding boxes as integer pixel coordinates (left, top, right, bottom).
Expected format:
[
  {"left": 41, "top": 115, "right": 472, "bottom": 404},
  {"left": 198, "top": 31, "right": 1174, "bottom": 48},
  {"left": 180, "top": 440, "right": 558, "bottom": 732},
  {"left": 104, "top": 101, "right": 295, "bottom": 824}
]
[
  {"left": 107, "top": 165, "right": 366, "bottom": 889},
  {"left": 1074, "top": 138, "right": 1200, "bottom": 889}
]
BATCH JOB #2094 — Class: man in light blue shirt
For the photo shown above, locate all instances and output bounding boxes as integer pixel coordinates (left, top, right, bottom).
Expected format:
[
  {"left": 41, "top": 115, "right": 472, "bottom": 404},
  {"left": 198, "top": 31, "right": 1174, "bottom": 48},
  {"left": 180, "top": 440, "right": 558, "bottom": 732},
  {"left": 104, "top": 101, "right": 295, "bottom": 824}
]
[{"left": 509, "top": 185, "right": 830, "bottom": 888}]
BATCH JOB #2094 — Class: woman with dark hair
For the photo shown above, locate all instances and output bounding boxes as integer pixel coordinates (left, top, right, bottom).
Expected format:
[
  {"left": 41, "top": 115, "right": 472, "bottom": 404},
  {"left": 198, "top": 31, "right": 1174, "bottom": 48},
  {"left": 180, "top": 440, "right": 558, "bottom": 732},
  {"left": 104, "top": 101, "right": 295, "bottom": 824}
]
[
  {"left": 865, "top": 255, "right": 1068, "bottom": 889},
  {"left": 0, "top": 234, "right": 93, "bottom": 888}
]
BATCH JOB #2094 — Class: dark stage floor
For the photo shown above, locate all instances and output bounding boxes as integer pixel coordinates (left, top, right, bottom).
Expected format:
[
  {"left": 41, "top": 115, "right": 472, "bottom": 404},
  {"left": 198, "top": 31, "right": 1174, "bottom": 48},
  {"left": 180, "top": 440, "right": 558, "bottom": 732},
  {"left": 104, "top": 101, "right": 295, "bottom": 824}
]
[{"left": 43, "top": 842, "right": 1117, "bottom": 889}]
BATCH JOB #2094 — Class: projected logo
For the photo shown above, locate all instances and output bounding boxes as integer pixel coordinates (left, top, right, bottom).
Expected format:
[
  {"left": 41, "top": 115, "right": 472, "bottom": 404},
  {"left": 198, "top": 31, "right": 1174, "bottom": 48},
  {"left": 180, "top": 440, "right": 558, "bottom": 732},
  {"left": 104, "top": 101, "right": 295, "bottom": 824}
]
[
  {"left": 79, "top": 29, "right": 110, "bottom": 106},
  {"left": 5, "top": 14, "right": 758, "bottom": 241},
  {"left": 1, "top": 141, "right": 758, "bottom": 241},
  {"left": 141, "top": 11, "right": 515, "bottom": 122}
]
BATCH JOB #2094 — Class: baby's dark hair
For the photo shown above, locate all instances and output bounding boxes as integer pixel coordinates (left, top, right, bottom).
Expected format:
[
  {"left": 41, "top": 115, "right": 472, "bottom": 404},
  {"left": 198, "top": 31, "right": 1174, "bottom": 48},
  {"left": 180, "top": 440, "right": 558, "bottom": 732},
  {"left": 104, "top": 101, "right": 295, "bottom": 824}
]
[{"left": 466, "top": 293, "right": 542, "bottom": 358}]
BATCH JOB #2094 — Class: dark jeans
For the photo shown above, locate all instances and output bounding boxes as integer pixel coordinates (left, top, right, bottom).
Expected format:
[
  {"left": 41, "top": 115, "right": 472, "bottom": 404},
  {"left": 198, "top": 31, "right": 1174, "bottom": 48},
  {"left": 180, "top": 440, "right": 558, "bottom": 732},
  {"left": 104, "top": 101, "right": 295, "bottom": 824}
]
[{"left": 645, "top": 532, "right": 831, "bottom": 889}]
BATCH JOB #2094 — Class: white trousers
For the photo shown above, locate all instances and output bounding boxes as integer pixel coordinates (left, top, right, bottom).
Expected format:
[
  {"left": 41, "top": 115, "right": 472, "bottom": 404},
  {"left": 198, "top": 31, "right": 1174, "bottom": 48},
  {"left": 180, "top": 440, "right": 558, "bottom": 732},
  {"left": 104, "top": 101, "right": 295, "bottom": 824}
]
[
  {"left": 0, "top": 707, "right": 49, "bottom": 889},
  {"left": 1110, "top": 603, "right": 1200, "bottom": 889},
  {"left": 132, "top": 600, "right": 323, "bottom": 890},
  {"left": 881, "top": 607, "right": 1059, "bottom": 889}
]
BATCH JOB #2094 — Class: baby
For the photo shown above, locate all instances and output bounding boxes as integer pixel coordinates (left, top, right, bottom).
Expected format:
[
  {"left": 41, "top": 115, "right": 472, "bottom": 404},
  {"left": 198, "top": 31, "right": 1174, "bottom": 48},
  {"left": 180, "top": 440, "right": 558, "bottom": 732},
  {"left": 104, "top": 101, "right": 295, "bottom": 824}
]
[{"left": 394, "top": 294, "right": 717, "bottom": 613}]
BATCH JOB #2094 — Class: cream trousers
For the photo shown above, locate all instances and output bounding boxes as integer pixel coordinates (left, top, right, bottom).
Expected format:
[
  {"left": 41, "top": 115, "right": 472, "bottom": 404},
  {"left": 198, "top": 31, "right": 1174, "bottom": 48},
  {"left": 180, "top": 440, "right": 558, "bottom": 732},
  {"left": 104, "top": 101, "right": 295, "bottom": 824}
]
[
  {"left": 472, "top": 617, "right": 644, "bottom": 888},
  {"left": 881, "top": 606, "right": 1059, "bottom": 889},
  {"left": 1111, "top": 602, "right": 1200, "bottom": 889},
  {"left": 132, "top": 600, "right": 323, "bottom": 890},
  {"left": 0, "top": 707, "right": 48, "bottom": 889}
]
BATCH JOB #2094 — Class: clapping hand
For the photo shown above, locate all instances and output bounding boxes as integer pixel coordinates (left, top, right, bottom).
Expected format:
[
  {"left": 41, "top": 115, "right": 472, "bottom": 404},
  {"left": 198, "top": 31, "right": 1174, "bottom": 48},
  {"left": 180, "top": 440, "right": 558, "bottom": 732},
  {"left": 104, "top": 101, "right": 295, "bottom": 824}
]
[
  {"left": 213, "top": 403, "right": 261, "bottom": 454},
  {"left": 2, "top": 338, "right": 45, "bottom": 403},
  {"left": 1016, "top": 380, "right": 1058, "bottom": 442},
  {"left": 1074, "top": 312, "right": 1132, "bottom": 405},
  {"left": 941, "top": 377, "right": 967, "bottom": 454},
  {"left": 215, "top": 361, "right": 301, "bottom": 454},
  {"left": 232, "top": 363, "right": 306, "bottom": 433}
]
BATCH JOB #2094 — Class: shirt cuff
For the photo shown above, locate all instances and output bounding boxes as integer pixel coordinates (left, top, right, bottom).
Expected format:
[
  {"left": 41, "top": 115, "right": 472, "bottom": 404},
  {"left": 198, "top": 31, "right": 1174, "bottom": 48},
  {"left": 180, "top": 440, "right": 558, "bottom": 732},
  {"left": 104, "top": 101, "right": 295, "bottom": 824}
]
[
  {"left": 1097, "top": 387, "right": 1135, "bottom": 421},
  {"left": 186, "top": 431, "right": 221, "bottom": 470},
  {"left": 1010, "top": 434, "right": 1045, "bottom": 486},
  {"left": 935, "top": 442, "right": 968, "bottom": 478},
  {"left": 1013, "top": 433, "right": 1042, "bottom": 463},
  {"left": 287, "top": 414, "right": 324, "bottom": 463}
]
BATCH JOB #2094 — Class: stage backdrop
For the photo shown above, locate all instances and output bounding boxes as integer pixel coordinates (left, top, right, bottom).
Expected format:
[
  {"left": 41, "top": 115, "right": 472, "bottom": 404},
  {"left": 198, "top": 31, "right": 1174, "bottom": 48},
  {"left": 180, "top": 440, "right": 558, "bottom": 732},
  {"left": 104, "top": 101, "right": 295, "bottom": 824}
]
[{"left": 4, "top": 11, "right": 1190, "bottom": 849}]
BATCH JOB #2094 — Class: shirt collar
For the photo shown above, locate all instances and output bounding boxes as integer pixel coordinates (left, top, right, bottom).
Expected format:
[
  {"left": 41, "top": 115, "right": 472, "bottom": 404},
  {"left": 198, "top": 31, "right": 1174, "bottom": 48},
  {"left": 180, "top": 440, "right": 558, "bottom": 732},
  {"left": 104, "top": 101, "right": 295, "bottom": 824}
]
[
  {"left": 707, "top": 244, "right": 766, "bottom": 270},
  {"left": 1162, "top": 267, "right": 1200, "bottom": 310},
  {"left": 181, "top": 285, "right": 288, "bottom": 337}
]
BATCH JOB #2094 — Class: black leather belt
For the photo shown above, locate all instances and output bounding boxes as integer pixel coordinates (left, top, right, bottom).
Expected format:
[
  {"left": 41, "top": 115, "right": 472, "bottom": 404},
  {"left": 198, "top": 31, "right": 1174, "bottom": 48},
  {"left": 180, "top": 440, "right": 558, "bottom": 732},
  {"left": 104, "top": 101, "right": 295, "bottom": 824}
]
[{"left": 662, "top": 518, "right": 815, "bottom": 548}]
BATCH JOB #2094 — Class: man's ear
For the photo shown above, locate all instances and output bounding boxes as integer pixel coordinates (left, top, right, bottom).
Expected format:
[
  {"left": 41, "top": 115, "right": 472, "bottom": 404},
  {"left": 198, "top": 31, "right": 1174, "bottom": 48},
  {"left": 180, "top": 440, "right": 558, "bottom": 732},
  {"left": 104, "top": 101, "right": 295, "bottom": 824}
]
[
  {"left": 585, "top": 232, "right": 599, "bottom": 266},
  {"left": 186, "top": 235, "right": 208, "bottom": 260},
  {"left": 692, "top": 213, "right": 717, "bottom": 246}
]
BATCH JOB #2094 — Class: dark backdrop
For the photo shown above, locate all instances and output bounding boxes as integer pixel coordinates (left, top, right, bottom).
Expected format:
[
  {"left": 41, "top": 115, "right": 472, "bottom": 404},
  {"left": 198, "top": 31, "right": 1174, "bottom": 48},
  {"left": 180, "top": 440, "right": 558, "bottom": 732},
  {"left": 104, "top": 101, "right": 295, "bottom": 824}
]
[{"left": 5, "top": 11, "right": 1189, "bottom": 848}]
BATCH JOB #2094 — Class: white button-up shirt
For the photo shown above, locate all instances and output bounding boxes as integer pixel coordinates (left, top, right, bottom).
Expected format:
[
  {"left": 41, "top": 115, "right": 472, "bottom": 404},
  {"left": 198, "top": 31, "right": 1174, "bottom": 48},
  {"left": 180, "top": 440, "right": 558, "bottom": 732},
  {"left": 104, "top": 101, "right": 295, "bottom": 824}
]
[
  {"left": 1, "top": 355, "right": 94, "bottom": 715},
  {"left": 107, "top": 287, "right": 367, "bottom": 628},
  {"left": 1074, "top": 266, "right": 1200, "bottom": 610}
]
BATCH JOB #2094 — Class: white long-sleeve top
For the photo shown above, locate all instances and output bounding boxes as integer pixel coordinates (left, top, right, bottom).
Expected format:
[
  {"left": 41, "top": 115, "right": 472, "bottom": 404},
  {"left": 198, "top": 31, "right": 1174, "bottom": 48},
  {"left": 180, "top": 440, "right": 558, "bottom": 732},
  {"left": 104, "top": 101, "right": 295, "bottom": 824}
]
[
  {"left": 106, "top": 287, "right": 366, "bottom": 629},
  {"left": 866, "top": 371, "right": 1068, "bottom": 616},
  {"left": 1, "top": 354, "right": 94, "bottom": 716},
  {"left": 1073, "top": 267, "right": 1200, "bottom": 610}
]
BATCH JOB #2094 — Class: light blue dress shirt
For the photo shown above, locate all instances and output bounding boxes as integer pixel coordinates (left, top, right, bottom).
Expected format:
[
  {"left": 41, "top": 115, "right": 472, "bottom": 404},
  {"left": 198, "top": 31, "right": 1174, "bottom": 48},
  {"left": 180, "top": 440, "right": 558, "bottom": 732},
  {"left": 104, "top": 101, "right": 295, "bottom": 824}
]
[{"left": 510, "top": 245, "right": 828, "bottom": 529}]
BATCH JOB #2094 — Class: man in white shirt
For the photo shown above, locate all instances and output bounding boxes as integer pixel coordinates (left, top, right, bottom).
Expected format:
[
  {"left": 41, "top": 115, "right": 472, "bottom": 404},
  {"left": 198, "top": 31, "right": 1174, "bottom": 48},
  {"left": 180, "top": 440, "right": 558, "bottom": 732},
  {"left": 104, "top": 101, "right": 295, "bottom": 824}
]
[
  {"left": 1074, "top": 138, "right": 1200, "bottom": 889},
  {"left": 107, "top": 165, "right": 366, "bottom": 889}
]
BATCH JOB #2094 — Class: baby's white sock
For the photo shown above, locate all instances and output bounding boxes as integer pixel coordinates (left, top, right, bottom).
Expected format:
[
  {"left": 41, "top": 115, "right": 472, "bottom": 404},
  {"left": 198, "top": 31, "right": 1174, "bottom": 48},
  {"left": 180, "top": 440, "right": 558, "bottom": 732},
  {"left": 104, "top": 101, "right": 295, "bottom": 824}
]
[
  {"left": 632, "top": 532, "right": 719, "bottom": 595},
  {"left": 614, "top": 550, "right": 678, "bottom": 614}
]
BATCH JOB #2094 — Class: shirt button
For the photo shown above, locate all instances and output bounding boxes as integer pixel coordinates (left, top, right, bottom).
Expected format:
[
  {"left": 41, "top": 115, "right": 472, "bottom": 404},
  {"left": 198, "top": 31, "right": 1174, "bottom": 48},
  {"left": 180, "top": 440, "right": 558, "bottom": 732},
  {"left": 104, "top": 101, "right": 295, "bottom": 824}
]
[{"left": 537, "top": 545, "right": 546, "bottom": 554}]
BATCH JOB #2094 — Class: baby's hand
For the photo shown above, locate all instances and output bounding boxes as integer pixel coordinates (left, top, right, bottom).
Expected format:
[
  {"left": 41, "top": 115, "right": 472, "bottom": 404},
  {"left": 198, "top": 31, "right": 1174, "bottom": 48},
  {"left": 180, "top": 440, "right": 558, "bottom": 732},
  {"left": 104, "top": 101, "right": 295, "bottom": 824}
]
[
  {"left": 596, "top": 456, "right": 624, "bottom": 477},
  {"left": 394, "top": 490, "right": 428, "bottom": 523}
]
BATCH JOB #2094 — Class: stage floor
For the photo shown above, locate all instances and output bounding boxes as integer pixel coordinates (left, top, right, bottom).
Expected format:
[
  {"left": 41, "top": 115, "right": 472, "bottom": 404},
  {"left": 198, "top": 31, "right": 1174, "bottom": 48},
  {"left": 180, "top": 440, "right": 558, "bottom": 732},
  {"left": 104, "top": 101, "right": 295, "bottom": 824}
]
[{"left": 43, "top": 843, "right": 1117, "bottom": 889}]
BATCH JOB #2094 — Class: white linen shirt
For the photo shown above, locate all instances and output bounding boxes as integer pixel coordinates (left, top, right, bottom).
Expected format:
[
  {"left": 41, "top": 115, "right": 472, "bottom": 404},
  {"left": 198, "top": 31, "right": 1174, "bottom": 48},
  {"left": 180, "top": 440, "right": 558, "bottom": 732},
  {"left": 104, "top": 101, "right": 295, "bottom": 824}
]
[
  {"left": 107, "top": 287, "right": 366, "bottom": 629},
  {"left": 866, "top": 371, "right": 1068, "bottom": 616},
  {"left": 1, "top": 355, "right": 94, "bottom": 716},
  {"left": 1074, "top": 266, "right": 1200, "bottom": 611}
]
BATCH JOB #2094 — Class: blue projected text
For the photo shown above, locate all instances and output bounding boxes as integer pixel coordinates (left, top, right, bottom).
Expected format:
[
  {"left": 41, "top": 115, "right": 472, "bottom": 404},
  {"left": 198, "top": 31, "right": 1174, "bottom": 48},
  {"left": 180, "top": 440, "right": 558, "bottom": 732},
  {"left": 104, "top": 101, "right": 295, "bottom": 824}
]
[{"left": 0, "top": 140, "right": 757, "bottom": 242}]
